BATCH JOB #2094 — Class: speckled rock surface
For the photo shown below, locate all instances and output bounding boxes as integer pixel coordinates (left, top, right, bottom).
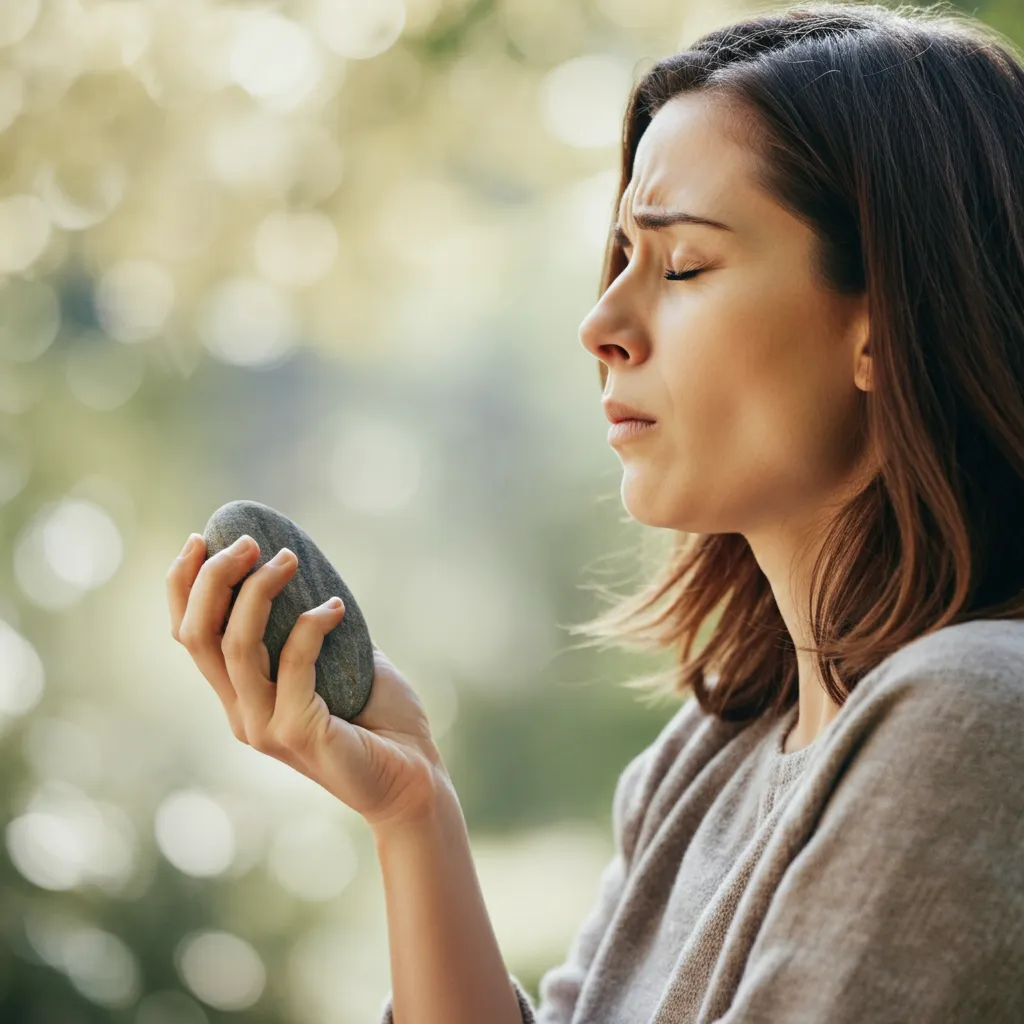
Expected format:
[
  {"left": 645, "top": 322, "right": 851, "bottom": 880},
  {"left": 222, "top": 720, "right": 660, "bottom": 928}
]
[{"left": 203, "top": 500, "right": 374, "bottom": 721}]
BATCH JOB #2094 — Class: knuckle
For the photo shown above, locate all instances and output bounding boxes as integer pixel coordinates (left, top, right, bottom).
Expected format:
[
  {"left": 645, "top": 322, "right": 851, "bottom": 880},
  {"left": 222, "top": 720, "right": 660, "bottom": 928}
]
[
  {"left": 226, "top": 548, "right": 256, "bottom": 575},
  {"left": 247, "top": 727, "right": 271, "bottom": 754},
  {"left": 234, "top": 571, "right": 270, "bottom": 609},
  {"left": 221, "top": 632, "right": 247, "bottom": 659},
  {"left": 278, "top": 647, "right": 305, "bottom": 672},
  {"left": 235, "top": 568, "right": 259, "bottom": 592}
]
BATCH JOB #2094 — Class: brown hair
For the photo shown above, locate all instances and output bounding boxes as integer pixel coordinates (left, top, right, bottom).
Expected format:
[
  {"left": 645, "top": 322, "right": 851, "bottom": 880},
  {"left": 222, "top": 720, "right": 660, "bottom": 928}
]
[{"left": 566, "top": 2, "right": 1024, "bottom": 723}]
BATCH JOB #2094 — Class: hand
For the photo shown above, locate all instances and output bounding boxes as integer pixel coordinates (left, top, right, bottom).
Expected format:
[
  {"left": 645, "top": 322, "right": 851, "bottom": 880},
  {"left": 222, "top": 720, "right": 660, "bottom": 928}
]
[{"left": 166, "top": 532, "right": 450, "bottom": 831}]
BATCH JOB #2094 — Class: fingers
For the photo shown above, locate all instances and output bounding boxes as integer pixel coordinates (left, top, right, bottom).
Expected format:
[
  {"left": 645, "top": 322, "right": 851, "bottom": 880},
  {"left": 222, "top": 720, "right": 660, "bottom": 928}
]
[
  {"left": 166, "top": 533, "right": 206, "bottom": 643},
  {"left": 269, "top": 596, "right": 346, "bottom": 755},
  {"left": 174, "top": 534, "right": 261, "bottom": 734},
  {"left": 169, "top": 529, "right": 349, "bottom": 770},
  {"left": 221, "top": 546, "right": 301, "bottom": 742}
]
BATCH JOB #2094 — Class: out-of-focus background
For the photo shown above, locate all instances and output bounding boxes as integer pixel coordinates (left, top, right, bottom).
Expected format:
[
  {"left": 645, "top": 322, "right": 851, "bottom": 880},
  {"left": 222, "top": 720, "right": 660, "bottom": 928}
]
[{"left": 0, "top": 1, "right": 1019, "bottom": 1021}]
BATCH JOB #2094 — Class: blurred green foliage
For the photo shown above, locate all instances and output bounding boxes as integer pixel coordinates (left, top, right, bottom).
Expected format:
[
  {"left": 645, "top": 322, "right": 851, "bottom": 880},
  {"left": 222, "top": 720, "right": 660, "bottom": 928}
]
[{"left": 0, "top": 1, "right": 1018, "bottom": 1021}]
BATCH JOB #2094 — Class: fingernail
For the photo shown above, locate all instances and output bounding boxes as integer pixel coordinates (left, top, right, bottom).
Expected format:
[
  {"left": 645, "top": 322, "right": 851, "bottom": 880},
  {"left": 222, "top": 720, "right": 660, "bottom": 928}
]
[
  {"left": 326, "top": 596, "right": 342, "bottom": 610},
  {"left": 179, "top": 536, "right": 197, "bottom": 558},
  {"left": 232, "top": 535, "right": 256, "bottom": 555},
  {"left": 269, "top": 548, "right": 294, "bottom": 568}
]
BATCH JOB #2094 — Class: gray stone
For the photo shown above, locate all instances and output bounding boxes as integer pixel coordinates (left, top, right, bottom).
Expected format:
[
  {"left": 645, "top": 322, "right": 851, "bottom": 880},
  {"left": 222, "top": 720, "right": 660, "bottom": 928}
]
[{"left": 202, "top": 499, "right": 374, "bottom": 721}]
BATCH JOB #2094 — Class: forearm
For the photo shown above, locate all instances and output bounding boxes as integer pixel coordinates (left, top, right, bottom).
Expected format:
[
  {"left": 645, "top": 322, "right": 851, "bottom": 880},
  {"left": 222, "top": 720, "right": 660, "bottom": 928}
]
[{"left": 372, "top": 779, "right": 524, "bottom": 1024}]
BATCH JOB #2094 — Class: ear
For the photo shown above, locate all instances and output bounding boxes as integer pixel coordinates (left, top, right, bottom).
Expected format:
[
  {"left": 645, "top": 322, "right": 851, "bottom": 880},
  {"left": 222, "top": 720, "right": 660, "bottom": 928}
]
[{"left": 851, "top": 294, "right": 872, "bottom": 392}]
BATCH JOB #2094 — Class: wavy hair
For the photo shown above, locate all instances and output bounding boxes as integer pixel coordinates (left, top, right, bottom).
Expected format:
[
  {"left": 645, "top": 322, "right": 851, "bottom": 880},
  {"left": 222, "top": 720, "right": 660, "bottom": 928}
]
[{"left": 566, "top": 2, "right": 1024, "bottom": 723}]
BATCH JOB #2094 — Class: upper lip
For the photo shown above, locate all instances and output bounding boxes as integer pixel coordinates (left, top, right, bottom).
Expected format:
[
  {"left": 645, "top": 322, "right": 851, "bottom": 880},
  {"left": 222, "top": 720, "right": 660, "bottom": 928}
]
[{"left": 603, "top": 398, "right": 656, "bottom": 424}]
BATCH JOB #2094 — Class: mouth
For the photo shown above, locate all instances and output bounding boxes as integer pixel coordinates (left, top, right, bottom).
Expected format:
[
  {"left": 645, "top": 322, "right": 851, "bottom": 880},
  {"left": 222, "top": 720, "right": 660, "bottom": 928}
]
[
  {"left": 607, "top": 418, "right": 658, "bottom": 446},
  {"left": 602, "top": 398, "right": 657, "bottom": 425}
]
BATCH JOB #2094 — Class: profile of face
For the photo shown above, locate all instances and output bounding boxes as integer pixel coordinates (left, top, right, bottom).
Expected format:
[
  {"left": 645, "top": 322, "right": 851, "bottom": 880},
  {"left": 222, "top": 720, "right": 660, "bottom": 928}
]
[{"left": 579, "top": 91, "right": 874, "bottom": 539}]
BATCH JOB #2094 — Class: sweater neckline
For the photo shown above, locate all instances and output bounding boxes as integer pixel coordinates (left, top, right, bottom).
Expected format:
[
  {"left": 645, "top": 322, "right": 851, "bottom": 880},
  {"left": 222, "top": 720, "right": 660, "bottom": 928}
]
[{"left": 771, "top": 703, "right": 817, "bottom": 767}]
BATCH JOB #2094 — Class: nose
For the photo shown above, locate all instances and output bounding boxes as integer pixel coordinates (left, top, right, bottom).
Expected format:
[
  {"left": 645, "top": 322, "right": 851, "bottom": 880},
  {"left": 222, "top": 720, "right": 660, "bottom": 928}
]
[{"left": 578, "top": 291, "right": 650, "bottom": 376}]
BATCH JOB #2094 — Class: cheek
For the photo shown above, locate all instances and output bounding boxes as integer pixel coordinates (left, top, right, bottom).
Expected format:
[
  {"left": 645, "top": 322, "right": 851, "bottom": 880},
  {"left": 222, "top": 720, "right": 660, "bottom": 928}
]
[
  {"left": 723, "top": 288, "right": 857, "bottom": 487},
  {"left": 632, "top": 277, "right": 855, "bottom": 528},
  {"left": 654, "top": 295, "right": 752, "bottom": 459},
  {"left": 668, "top": 271, "right": 832, "bottom": 419}
]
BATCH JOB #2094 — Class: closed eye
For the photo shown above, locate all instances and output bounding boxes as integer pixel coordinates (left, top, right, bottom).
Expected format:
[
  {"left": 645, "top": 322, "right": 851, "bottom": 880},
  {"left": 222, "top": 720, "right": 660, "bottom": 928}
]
[
  {"left": 664, "top": 267, "right": 705, "bottom": 281},
  {"left": 621, "top": 246, "right": 706, "bottom": 282}
]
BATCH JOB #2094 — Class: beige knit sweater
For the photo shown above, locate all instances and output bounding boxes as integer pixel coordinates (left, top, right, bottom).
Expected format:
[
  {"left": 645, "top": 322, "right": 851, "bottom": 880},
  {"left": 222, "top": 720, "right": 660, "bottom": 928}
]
[{"left": 378, "top": 617, "right": 1024, "bottom": 1023}]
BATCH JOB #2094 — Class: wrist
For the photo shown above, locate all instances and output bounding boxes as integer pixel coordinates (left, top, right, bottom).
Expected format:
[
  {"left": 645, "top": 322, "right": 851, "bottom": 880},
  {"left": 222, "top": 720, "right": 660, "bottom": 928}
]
[{"left": 369, "top": 771, "right": 462, "bottom": 849}]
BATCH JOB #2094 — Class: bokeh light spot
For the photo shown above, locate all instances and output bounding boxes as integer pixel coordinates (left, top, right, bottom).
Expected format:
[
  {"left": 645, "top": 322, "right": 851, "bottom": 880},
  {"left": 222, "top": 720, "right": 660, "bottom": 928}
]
[
  {"left": 197, "top": 276, "right": 299, "bottom": 368},
  {"left": 0, "top": 615, "right": 44, "bottom": 717},
  {"left": 42, "top": 498, "right": 124, "bottom": 589},
  {"left": 37, "top": 159, "right": 126, "bottom": 231},
  {"left": 62, "top": 924, "right": 141, "bottom": 1007},
  {"left": 154, "top": 790, "right": 236, "bottom": 878},
  {"left": 314, "top": 0, "right": 406, "bottom": 60},
  {"left": 24, "top": 908, "right": 141, "bottom": 1009},
  {"left": 329, "top": 415, "right": 423, "bottom": 514},
  {"left": 175, "top": 930, "right": 265, "bottom": 1012},
  {"left": 206, "top": 111, "right": 295, "bottom": 189},
  {"left": 6, "top": 782, "right": 137, "bottom": 893},
  {"left": 14, "top": 498, "right": 120, "bottom": 609},
  {"left": 230, "top": 11, "right": 322, "bottom": 110},
  {"left": 0, "top": 0, "right": 40, "bottom": 48},
  {"left": 539, "top": 54, "right": 634, "bottom": 148},
  {"left": 267, "top": 814, "right": 358, "bottom": 902},
  {"left": 0, "top": 194, "right": 52, "bottom": 272}
]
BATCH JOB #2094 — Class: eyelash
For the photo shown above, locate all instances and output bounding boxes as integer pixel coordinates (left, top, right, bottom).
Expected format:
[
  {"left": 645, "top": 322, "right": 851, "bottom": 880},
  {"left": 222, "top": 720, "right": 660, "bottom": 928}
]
[
  {"left": 622, "top": 249, "right": 705, "bottom": 282},
  {"left": 664, "top": 267, "right": 704, "bottom": 281}
]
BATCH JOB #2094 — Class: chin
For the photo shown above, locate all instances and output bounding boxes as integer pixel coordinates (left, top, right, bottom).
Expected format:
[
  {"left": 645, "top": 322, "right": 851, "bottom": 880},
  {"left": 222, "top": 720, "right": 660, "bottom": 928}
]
[
  {"left": 620, "top": 470, "right": 712, "bottom": 533},
  {"left": 620, "top": 472, "right": 677, "bottom": 529}
]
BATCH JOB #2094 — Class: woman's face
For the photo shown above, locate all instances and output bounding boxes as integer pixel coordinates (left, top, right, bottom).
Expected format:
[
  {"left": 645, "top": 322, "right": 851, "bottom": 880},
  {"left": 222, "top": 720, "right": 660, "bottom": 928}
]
[{"left": 579, "top": 91, "right": 872, "bottom": 538}]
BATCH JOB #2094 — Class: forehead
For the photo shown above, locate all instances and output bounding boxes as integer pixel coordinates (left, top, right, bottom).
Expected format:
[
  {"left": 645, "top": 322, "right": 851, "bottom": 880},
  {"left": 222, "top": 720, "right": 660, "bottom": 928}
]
[{"left": 619, "top": 91, "right": 761, "bottom": 223}]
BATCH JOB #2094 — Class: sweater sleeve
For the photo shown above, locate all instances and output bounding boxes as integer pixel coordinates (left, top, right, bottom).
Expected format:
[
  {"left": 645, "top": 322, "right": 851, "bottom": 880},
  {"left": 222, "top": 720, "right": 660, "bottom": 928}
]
[
  {"left": 376, "top": 974, "right": 538, "bottom": 1024},
  {"left": 530, "top": 741, "right": 655, "bottom": 1021},
  {"left": 375, "top": 738, "right": 657, "bottom": 1024},
  {"left": 718, "top": 665, "right": 1024, "bottom": 1024}
]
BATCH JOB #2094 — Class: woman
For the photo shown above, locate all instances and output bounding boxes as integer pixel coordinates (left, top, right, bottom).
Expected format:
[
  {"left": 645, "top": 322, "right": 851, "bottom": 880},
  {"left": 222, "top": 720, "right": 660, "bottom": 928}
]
[{"left": 166, "top": 2, "right": 1024, "bottom": 1021}]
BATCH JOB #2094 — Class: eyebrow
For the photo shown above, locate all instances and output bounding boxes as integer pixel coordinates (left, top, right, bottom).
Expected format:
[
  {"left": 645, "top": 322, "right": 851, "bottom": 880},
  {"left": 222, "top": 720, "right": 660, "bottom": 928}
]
[{"left": 613, "top": 208, "right": 734, "bottom": 248}]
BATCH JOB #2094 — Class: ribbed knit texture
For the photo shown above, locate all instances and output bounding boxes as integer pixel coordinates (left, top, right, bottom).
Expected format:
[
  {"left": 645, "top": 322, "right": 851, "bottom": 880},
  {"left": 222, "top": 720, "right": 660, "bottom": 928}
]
[{"left": 378, "top": 617, "right": 1024, "bottom": 1023}]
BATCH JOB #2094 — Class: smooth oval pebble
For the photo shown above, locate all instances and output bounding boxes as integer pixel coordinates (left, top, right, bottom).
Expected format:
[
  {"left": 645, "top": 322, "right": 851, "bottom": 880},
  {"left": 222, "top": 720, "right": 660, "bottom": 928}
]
[{"left": 202, "top": 499, "right": 374, "bottom": 721}]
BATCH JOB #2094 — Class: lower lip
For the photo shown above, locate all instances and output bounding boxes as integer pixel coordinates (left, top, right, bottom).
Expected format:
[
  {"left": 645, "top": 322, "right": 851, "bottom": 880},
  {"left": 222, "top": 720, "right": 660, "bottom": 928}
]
[{"left": 608, "top": 419, "right": 657, "bottom": 445}]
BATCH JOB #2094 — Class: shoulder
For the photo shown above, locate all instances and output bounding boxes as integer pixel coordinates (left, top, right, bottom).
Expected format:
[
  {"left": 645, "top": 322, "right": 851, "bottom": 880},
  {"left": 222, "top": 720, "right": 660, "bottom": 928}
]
[
  {"left": 876, "top": 616, "right": 1024, "bottom": 681},
  {"left": 850, "top": 616, "right": 1024, "bottom": 725},
  {"left": 823, "top": 617, "right": 1024, "bottom": 803}
]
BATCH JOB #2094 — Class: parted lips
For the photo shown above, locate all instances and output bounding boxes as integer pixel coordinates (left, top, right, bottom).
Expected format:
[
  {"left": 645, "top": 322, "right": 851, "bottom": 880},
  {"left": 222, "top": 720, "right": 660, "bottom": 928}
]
[{"left": 202, "top": 499, "right": 374, "bottom": 721}]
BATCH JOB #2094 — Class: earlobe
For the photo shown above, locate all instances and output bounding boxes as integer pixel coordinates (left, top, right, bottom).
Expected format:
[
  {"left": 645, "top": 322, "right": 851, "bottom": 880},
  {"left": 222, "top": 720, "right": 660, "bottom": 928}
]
[
  {"left": 855, "top": 345, "right": 873, "bottom": 392},
  {"left": 856, "top": 335, "right": 872, "bottom": 391},
  {"left": 856, "top": 358, "right": 872, "bottom": 393},
  {"left": 853, "top": 302, "right": 872, "bottom": 392}
]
